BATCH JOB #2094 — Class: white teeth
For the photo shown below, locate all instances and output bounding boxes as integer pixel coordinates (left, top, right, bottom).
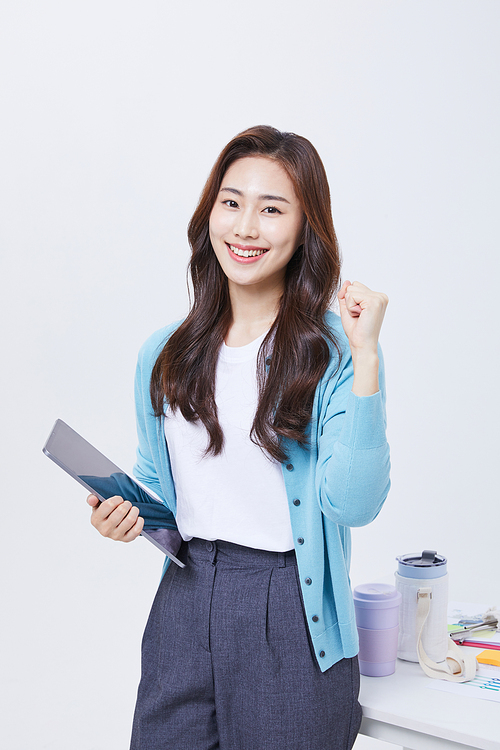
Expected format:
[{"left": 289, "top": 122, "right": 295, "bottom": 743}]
[{"left": 229, "top": 244, "right": 268, "bottom": 258}]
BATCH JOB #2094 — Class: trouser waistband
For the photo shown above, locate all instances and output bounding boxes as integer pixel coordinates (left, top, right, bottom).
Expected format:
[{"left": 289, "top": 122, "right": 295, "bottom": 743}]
[{"left": 187, "top": 537, "right": 296, "bottom": 568}]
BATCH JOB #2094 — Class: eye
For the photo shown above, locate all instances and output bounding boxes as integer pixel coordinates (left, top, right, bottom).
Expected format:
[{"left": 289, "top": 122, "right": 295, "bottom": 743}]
[
  {"left": 222, "top": 199, "right": 239, "bottom": 209},
  {"left": 263, "top": 206, "right": 282, "bottom": 214}
]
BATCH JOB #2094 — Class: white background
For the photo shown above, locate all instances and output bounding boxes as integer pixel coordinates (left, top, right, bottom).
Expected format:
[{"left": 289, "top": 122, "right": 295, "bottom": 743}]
[{"left": 1, "top": 2, "right": 498, "bottom": 748}]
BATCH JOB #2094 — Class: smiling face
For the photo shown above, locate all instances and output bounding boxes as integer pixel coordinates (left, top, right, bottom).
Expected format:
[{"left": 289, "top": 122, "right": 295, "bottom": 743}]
[{"left": 209, "top": 156, "right": 304, "bottom": 297}]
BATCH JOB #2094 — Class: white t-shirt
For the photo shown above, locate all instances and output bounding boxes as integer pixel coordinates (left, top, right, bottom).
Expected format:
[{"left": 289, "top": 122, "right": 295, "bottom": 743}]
[{"left": 163, "top": 332, "right": 294, "bottom": 551}]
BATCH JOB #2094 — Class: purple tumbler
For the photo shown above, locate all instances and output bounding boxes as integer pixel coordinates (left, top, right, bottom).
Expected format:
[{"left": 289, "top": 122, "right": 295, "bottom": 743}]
[{"left": 353, "top": 583, "right": 402, "bottom": 677}]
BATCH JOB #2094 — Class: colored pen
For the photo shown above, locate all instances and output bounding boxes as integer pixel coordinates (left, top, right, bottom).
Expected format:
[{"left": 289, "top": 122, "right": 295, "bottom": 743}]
[{"left": 459, "top": 641, "right": 500, "bottom": 650}]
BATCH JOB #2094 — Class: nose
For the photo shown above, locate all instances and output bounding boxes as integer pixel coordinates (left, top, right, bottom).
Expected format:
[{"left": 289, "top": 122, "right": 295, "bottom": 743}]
[{"left": 233, "top": 208, "right": 259, "bottom": 240}]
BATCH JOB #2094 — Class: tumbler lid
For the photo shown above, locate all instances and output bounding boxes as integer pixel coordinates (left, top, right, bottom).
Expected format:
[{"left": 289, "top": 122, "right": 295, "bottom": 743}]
[
  {"left": 353, "top": 583, "right": 402, "bottom": 609},
  {"left": 396, "top": 550, "right": 447, "bottom": 579}
]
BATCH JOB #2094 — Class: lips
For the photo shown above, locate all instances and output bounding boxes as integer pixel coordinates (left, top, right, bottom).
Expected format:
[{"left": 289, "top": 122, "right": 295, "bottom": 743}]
[{"left": 225, "top": 242, "right": 269, "bottom": 263}]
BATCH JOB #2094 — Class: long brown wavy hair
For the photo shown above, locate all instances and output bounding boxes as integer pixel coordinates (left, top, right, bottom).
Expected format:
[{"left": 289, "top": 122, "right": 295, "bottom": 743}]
[{"left": 151, "top": 125, "right": 342, "bottom": 462}]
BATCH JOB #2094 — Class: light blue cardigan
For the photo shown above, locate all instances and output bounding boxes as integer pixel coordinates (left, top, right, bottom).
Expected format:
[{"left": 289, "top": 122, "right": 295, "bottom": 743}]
[{"left": 133, "top": 310, "right": 391, "bottom": 672}]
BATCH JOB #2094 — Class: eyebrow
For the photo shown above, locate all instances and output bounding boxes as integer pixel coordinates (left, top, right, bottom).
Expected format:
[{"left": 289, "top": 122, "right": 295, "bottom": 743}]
[{"left": 220, "top": 187, "right": 290, "bottom": 204}]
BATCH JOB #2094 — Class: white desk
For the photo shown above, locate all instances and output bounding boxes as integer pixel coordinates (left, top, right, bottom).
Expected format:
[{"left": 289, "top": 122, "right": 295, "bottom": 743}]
[{"left": 359, "top": 657, "right": 500, "bottom": 750}]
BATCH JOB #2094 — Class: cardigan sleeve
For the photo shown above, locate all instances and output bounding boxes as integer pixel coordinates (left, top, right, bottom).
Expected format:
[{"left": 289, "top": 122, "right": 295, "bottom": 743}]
[
  {"left": 315, "top": 344, "right": 391, "bottom": 527},
  {"left": 132, "top": 331, "right": 178, "bottom": 526}
]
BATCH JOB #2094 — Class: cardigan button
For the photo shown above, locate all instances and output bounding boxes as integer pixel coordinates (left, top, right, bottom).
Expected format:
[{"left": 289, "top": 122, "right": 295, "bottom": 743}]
[
  {"left": 293, "top": 498, "right": 301, "bottom": 506},
  {"left": 286, "top": 463, "right": 294, "bottom": 471},
  {"left": 305, "top": 577, "right": 312, "bottom": 585},
  {"left": 312, "top": 615, "right": 319, "bottom": 622},
  {"left": 265, "top": 357, "right": 272, "bottom": 366},
  {"left": 297, "top": 537, "right": 304, "bottom": 545},
  {"left": 319, "top": 650, "right": 325, "bottom": 658}
]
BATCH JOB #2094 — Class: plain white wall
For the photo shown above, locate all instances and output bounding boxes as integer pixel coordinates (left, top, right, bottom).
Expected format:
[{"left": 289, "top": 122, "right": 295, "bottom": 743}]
[{"left": 1, "top": 1, "right": 498, "bottom": 748}]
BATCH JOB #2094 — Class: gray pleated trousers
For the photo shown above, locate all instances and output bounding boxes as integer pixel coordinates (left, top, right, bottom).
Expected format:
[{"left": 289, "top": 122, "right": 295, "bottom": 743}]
[{"left": 130, "top": 538, "right": 362, "bottom": 750}]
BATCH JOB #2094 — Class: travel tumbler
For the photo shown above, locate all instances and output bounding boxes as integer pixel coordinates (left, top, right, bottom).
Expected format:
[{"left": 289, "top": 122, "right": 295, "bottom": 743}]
[{"left": 395, "top": 550, "right": 448, "bottom": 663}]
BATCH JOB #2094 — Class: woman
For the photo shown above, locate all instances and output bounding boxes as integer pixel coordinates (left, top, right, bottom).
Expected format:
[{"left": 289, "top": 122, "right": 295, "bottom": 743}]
[{"left": 88, "top": 125, "right": 390, "bottom": 749}]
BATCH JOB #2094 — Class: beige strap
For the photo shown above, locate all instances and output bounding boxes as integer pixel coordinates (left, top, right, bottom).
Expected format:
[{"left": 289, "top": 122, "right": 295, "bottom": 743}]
[{"left": 416, "top": 588, "right": 477, "bottom": 682}]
